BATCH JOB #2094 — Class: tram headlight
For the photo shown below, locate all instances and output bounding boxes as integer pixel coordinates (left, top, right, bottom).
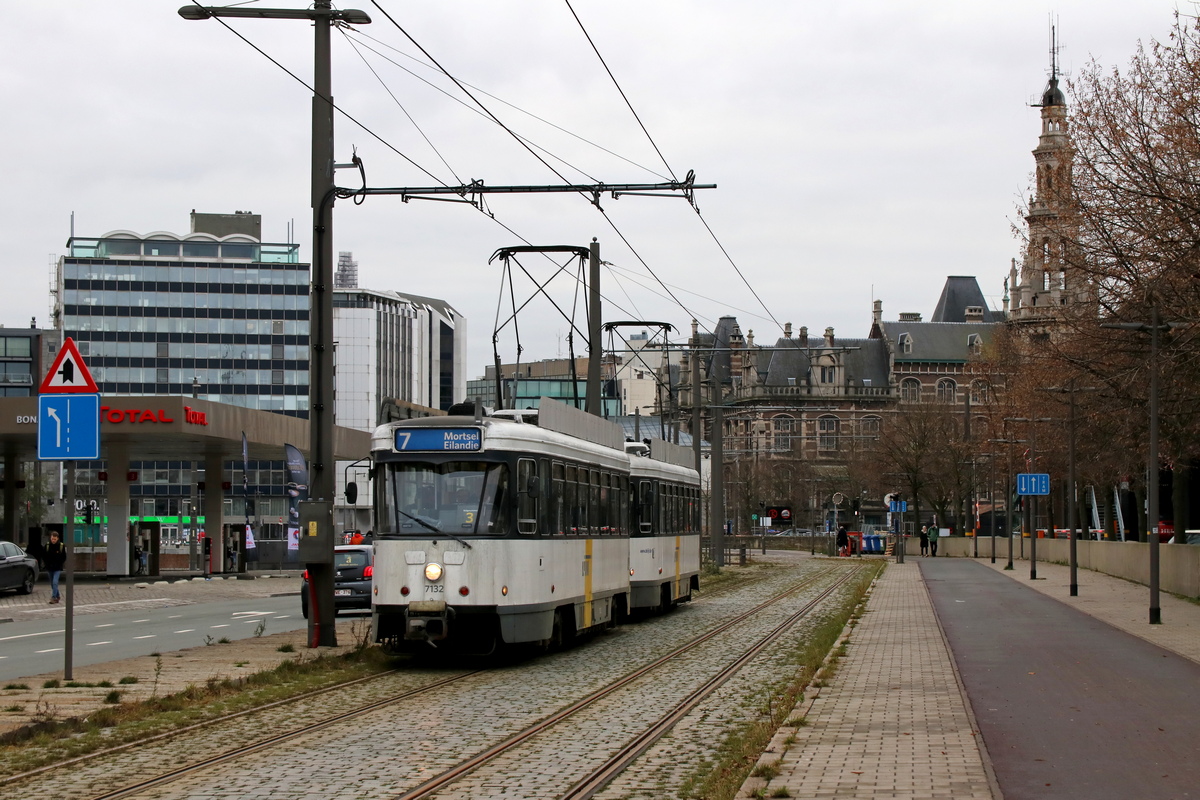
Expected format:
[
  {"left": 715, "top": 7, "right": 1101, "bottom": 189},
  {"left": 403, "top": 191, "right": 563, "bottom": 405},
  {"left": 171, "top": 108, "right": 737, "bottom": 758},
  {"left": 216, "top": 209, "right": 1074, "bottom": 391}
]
[{"left": 424, "top": 562, "right": 444, "bottom": 581}]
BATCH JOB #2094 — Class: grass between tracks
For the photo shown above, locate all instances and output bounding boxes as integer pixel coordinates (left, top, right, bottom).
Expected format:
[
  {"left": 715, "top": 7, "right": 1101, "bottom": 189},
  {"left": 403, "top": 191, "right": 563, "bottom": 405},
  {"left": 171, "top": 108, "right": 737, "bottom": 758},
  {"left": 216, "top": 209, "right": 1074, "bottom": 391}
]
[
  {"left": 680, "top": 561, "right": 884, "bottom": 800},
  {"left": 0, "top": 639, "right": 398, "bottom": 779}
]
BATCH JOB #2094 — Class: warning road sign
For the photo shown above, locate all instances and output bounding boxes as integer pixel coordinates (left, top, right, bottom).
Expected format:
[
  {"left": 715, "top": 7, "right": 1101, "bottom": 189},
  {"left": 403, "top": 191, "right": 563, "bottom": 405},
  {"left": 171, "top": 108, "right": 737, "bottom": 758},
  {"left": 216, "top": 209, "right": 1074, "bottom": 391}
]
[{"left": 39, "top": 338, "right": 99, "bottom": 394}]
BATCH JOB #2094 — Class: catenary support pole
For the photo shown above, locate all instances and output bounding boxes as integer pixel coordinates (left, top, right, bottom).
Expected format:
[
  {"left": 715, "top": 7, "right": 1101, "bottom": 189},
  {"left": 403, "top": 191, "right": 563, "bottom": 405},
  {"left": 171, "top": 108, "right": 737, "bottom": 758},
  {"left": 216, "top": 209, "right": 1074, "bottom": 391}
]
[{"left": 586, "top": 239, "right": 602, "bottom": 417}]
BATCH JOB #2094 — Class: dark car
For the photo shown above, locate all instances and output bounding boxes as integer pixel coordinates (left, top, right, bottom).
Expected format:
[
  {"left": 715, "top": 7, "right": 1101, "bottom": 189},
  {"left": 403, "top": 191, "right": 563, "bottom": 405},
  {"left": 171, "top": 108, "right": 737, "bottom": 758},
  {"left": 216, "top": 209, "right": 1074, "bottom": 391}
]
[
  {"left": 0, "top": 540, "right": 38, "bottom": 595},
  {"left": 300, "top": 544, "right": 373, "bottom": 618}
]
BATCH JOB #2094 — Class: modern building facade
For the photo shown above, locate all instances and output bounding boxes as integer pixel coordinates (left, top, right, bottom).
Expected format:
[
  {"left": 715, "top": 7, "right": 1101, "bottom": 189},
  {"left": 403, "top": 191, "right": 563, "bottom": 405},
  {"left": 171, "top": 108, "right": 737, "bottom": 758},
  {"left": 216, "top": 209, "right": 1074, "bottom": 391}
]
[
  {"left": 55, "top": 211, "right": 309, "bottom": 548},
  {"left": 331, "top": 270, "right": 467, "bottom": 534}
]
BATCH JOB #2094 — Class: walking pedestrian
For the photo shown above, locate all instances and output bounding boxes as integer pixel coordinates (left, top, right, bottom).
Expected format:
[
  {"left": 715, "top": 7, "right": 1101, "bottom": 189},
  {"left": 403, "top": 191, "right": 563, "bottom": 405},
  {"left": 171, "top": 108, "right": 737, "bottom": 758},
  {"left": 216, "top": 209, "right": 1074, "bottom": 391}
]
[
  {"left": 836, "top": 526, "right": 849, "bottom": 557},
  {"left": 43, "top": 531, "right": 66, "bottom": 604},
  {"left": 919, "top": 525, "right": 929, "bottom": 556},
  {"left": 929, "top": 527, "right": 939, "bottom": 557}
]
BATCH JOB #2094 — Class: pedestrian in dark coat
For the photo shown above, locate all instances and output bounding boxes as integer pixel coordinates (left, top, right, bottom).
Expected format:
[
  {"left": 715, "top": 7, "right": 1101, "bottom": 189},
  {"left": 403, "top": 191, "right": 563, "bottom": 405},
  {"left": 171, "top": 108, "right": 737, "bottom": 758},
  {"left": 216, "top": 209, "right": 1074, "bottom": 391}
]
[
  {"left": 919, "top": 526, "right": 929, "bottom": 556},
  {"left": 43, "top": 531, "right": 66, "bottom": 604}
]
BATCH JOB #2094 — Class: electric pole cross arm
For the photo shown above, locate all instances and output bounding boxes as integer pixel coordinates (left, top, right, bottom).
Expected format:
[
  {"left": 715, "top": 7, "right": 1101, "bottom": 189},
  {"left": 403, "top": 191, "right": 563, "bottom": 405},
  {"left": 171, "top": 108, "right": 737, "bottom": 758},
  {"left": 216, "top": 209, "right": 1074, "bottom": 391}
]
[{"left": 350, "top": 174, "right": 715, "bottom": 212}]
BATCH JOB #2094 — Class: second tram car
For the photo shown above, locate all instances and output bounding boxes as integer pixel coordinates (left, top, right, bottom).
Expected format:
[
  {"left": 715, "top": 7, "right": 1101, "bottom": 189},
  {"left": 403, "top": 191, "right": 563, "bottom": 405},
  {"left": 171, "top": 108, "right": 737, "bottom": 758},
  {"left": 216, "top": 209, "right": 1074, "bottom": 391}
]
[
  {"left": 369, "top": 398, "right": 700, "bottom": 655},
  {"left": 627, "top": 440, "right": 702, "bottom": 612}
]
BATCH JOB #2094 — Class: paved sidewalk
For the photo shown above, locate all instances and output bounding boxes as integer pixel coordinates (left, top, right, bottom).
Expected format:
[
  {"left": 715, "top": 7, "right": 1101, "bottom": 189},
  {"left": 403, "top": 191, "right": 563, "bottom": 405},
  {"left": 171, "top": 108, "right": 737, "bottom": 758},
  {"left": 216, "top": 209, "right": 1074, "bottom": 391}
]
[{"left": 739, "top": 561, "right": 998, "bottom": 799}]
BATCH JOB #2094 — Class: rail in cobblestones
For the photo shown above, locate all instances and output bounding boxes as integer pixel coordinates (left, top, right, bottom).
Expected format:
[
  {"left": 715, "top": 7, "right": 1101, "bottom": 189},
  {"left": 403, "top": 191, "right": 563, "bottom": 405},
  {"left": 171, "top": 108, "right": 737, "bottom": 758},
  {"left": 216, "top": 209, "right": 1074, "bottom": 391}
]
[
  {"left": 395, "top": 564, "right": 861, "bottom": 800},
  {"left": 8, "top": 668, "right": 477, "bottom": 799}
]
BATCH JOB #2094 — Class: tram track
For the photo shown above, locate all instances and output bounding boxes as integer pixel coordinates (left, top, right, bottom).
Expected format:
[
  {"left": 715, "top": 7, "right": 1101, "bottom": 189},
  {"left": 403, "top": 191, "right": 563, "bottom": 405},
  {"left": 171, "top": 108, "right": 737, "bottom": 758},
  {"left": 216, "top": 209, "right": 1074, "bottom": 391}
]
[
  {"left": 11, "top": 560, "right": 857, "bottom": 800},
  {"left": 393, "top": 563, "right": 863, "bottom": 800}
]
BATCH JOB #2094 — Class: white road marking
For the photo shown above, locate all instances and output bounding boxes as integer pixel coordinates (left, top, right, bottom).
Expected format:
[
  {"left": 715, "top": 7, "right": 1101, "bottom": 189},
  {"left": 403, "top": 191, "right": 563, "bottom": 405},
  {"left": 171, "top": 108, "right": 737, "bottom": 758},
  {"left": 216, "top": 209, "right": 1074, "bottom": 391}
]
[
  {"left": 134, "top": 635, "right": 156, "bottom": 639},
  {"left": 168, "top": 615, "right": 183, "bottom": 619},
  {"left": 95, "top": 623, "right": 115, "bottom": 628},
  {"left": 210, "top": 624, "right": 230, "bottom": 628},
  {"left": 0, "top": 630, "right": 59, "bottom": 643},
  {"left": 87, "top": 641, "right": 112, "bottom": 646},
  {"left": 133, "top": 619, "right": 149, "bottom": 623},
  {"left": 174, "top": 629, "right": 194, "bottom": 633},
  {"left": 36, "top": 648, "right": 61, "bottom": 654},
  {"left": 231, "top": 611, "right": 274, "bottom": 618}
]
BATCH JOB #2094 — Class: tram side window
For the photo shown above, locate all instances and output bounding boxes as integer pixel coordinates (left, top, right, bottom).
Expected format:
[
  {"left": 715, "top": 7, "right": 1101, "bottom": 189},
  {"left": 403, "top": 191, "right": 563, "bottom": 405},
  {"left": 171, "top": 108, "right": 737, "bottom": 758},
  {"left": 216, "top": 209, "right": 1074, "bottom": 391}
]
[
  {"left": 517, "top": 458, "right": 538, "bottom": 535},
  {"left": 597, "top": 472, "right": 609, "bottom": 534},
  {"left": 624, "top": 479, "right": 633, "bottom": 534},
  {"left": 588, "top": 470, "right": 600, "bottom": 535},
  {"left": 552, "top": 462, "right": 565, "bottom": 535},
  {"left": 638, "top": 480, "right": 654, "bottom": 534},
  {"left": 540, "top": 458, "right": 551, "bottom": 535},
  {"left": 565, "top": 465, "right": 580, "bottom": 534}
]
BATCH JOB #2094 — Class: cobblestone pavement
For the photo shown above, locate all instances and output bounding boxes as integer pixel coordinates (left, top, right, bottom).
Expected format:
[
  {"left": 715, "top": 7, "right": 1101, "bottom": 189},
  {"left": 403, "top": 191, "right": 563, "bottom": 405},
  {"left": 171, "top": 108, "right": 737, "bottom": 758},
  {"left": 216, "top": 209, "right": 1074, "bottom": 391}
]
[
  {"left": 738, "top": 561, "right": 997, "bottom": 800},
  {"left": 7, "top": 556, "right": 870, "bottom": 800},
  {"left": 976, "top": 557, "right": 1200, "bottom": 664}
]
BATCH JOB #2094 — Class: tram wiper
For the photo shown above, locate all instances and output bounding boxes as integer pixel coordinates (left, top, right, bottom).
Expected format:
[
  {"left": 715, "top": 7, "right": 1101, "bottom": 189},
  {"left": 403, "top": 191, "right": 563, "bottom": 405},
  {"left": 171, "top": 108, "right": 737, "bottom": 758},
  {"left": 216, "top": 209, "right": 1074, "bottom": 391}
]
[{"left": 396, "top": 509, "right": 473, "bottom": 549}]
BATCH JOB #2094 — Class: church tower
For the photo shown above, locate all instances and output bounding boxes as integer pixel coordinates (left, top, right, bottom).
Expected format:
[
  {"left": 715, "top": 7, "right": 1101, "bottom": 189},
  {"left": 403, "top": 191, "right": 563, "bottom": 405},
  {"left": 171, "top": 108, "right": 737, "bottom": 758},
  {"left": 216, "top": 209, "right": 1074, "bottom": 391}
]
[{"left": 1009, "top": 26, "right": 1086, "bottom": 325}]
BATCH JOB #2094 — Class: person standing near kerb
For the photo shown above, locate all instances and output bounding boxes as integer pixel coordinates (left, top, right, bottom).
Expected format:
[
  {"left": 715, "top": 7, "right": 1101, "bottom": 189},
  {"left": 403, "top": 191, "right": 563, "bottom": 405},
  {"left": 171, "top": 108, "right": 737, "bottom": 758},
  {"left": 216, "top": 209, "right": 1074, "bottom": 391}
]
[
  {"left": 919, "top": 525, "right": 929, "bottom": 556},
  {"left": 43, "top": 531, "right": 66, "bottom": 604},
  {"left": 929, "top": 526, "right": 939, "bottom": 557}
]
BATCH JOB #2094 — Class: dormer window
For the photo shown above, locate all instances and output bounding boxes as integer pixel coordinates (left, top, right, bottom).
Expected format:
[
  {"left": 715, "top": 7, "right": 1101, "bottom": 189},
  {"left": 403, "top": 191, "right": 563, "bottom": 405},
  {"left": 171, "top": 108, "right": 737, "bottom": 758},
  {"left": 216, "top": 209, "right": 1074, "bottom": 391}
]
[
  {"left": 898, "top": 333, "right": 913, "bottom": 354},
  {"left": 967, "top": 333, "right": 982, "bottom": 355}
]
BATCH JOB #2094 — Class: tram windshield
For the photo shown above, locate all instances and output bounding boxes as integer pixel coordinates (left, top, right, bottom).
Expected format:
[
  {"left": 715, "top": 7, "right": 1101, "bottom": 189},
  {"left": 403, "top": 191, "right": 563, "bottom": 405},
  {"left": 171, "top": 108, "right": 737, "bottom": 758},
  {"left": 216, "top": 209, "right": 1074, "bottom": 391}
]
[{"left": 379, "top": 461, "right": 510, "bottom": 536}]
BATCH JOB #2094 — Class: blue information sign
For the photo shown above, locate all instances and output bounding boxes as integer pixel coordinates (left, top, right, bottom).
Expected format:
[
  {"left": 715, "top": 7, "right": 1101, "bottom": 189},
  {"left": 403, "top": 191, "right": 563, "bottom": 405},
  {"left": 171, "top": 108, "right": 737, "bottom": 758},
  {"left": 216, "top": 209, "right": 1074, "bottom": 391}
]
[
  {"left": 1016, "top": 473, "right": 1050, "bottom": 496},
  {"left": 38, "top": 394, "right": 101, "bottom": 461},
  {"left": 394, "top": 427, "right": 481, "bottom": 452},
  {"left": 889, "top": 500, "right": 908, "bottom": 513}
]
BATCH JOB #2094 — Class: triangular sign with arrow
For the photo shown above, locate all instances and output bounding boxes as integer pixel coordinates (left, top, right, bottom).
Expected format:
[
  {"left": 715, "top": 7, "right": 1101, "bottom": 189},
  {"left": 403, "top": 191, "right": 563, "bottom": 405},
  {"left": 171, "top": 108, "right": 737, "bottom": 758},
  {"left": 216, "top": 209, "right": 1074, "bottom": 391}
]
[{"left": 39, "top": 337, "right": 99, "bottom": 394}]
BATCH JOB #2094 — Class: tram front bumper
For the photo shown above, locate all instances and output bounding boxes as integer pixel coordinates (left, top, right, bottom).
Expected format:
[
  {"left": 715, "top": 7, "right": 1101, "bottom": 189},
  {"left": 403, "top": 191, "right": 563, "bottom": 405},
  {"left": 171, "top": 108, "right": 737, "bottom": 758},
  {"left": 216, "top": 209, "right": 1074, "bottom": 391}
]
[{"left": 405, "top": 600, "right": 451, "bottom": 643}]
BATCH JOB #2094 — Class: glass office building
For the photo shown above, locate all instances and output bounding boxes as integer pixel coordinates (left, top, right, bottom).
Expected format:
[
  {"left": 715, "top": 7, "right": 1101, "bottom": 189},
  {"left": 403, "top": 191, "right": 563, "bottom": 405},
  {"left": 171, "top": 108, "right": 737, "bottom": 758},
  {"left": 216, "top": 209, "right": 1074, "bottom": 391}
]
[{"left": 55, "top": 214, "right": 309, "bottom": 538}]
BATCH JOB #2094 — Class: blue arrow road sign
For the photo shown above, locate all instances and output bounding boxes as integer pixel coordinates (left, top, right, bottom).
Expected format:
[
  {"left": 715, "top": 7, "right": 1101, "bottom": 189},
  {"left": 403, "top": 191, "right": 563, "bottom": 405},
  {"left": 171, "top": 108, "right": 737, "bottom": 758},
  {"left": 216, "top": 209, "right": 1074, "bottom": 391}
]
[
  {"left": 1016, "top": 473, "right": 1050, "bottom": 496},
  {"left": 38, "top": 394, "right": 100, "bottom": 461}
]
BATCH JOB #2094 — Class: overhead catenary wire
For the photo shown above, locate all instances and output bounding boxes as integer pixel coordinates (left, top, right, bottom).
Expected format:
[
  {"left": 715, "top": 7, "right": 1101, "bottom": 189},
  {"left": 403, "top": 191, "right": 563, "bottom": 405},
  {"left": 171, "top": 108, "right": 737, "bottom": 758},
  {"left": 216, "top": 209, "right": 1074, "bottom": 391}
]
[
  {"left": 564, "top": 0, "right": 790, "bottom": 341},
  {"left": 340, "top": 28, "right": 464, "bottom": 185},
  {"left": 344, "top": 28, "right": 669, "bottom": 181},
  {"left": 204, "top": 1, "right": 729, "bottom": 368}
]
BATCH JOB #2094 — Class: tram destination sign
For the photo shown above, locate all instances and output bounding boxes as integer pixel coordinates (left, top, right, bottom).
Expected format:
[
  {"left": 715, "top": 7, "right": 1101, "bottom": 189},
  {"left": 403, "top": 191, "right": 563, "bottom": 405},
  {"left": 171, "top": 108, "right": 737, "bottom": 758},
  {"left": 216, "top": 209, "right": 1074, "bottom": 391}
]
[{"left": 395, "top": 428, "right": 482, "bottom": 452}]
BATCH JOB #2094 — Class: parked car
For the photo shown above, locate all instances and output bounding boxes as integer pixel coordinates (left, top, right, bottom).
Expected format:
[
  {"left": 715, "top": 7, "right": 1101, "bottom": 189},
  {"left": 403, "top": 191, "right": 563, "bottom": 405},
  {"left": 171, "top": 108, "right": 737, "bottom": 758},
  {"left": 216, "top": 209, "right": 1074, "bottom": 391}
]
[
  {"left": 0, "top": 540, "right": 38, "bottom": 595},
  {"left": 300, "top": 544, "right": 373, "bottom": 618}
]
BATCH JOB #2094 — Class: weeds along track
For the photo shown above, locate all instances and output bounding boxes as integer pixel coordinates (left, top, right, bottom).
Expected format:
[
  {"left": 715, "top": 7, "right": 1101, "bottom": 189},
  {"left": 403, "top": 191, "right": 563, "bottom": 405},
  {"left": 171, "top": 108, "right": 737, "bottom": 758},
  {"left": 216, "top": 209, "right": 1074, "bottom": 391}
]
[
  {"left": 4, "top": 666, "right": 481, "bottom": 793},
  {"left": 393, "top": 563, "right": 864, "bottom": 800}
]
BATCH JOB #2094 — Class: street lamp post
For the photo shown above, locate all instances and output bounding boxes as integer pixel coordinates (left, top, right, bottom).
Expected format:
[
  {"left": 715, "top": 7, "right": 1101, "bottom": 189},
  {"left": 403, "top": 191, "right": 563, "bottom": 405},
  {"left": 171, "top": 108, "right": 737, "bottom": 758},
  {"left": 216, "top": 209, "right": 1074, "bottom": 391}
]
[
  {"left": 988, "top": 432, "right": 1026, "bottom": 571},
  {"left": 1102, "top": 306, "right": 1174, "bottom": 624},
  {"left": 179, "top": 2, "right": 372, "bottom": 647}
]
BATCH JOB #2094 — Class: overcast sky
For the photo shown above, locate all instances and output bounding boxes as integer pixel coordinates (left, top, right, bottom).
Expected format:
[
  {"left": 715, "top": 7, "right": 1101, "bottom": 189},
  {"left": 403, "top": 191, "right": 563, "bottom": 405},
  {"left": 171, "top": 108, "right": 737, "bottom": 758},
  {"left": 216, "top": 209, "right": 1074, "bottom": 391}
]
[{"left": 0, "top": 1, "right": 1182, "bottom": 379}]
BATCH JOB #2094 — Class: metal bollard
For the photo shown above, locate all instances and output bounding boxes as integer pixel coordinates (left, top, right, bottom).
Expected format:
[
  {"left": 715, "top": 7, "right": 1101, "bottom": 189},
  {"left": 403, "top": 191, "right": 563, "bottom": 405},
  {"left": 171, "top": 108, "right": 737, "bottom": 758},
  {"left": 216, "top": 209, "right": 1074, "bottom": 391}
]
[{"left": 739, "top": 547, "right": 747, "bottom": 566}]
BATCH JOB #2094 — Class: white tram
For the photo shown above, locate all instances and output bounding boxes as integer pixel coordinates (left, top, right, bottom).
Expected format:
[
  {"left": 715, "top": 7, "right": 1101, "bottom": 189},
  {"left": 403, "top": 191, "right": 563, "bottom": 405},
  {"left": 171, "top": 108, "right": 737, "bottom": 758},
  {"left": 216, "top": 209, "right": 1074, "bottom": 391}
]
[
  {"left": 370, "top": 398, "right": 698, "bottom": 655},
  {"left": 627, "top": 440, "right": 702, "bottom": 612}
]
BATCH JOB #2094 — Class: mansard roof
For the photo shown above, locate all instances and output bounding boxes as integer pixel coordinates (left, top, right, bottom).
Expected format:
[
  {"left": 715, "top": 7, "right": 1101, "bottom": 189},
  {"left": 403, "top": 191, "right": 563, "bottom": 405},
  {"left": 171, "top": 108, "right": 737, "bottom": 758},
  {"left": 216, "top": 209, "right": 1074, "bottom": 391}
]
[
  {"left": 881, "top": 321, "right": 996, "bottom": 363},
  {"left": 761, "top": 336, "right": 890, "bottom": 387}
]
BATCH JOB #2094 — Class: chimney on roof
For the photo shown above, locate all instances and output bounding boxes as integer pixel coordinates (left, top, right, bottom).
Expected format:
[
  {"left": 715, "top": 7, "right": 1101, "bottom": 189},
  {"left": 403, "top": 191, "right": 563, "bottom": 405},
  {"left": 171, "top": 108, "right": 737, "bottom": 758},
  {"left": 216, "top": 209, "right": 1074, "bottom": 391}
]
[
  {"left": 799, "top": 326, "right": 808, "bottom": 346},
  {"left": 824, "top": 327, "right": 835, "bottom": 346},
  {"left": 784, "top": 322, "right": 792, "bottom": 338},
  {"left": 899, "top": 312, "right": 923, "bottom": 322},
  {"left": 964, "top": 306, "right": 985, "bottom": 322}
]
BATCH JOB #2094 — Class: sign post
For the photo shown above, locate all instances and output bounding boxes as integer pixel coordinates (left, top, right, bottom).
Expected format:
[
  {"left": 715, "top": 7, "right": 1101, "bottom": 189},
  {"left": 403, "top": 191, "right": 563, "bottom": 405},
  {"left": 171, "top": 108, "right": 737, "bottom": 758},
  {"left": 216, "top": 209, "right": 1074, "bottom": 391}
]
[
  {"left": 37, "top": 338, "right": 100, "bottom": 680},
  {"left": 1016, "top": 472, "right": 1051, "bottom": 580}
]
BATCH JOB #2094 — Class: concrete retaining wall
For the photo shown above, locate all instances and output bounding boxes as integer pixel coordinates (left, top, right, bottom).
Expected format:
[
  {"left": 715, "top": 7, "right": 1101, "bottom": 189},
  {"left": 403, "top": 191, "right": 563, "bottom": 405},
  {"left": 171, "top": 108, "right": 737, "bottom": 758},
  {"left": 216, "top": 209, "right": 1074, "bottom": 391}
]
[{"left": 928, "top": 535, "right": 1200, "bottom": 598}]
